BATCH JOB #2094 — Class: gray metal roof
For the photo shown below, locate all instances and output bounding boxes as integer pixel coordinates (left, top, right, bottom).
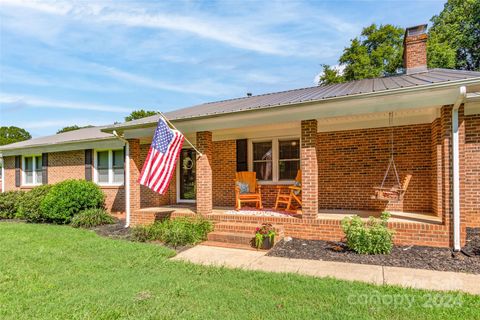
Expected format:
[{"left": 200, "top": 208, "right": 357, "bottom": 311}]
[
  {"left": 0, "top": 126, "right": 115, "bottom": 151},
  {"left": 106, "top": 68, "right": 480, "bottom": 130},
  {"left": 2, "top": 68, "right": 479, "bottom": 152}
]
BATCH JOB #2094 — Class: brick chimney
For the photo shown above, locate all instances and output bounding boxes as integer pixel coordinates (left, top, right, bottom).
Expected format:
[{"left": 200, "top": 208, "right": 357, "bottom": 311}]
[{"left": 403, "top": 24, "right": 428, "bottom": 74}]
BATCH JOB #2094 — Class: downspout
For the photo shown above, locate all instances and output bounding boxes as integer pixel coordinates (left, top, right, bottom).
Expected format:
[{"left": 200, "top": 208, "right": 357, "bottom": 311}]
[
  {"left": 113, "top": 131, "right": 131, "bottom": 228},
  {"left": 1, "top": 157, "right": 4, "bottom": 193},
  {"left": 452, "top": 86, "right": 466, "bottom": 251}
]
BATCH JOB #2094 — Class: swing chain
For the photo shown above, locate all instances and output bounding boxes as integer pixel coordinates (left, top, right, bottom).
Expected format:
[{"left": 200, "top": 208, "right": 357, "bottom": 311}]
[{"left": 380, "top": 112, "right": 401, "bottom": 189}]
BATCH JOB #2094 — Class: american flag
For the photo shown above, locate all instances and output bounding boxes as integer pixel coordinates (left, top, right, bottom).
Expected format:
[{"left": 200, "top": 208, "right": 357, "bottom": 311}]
[{"left": 139, "top": 116, "right": 184, "bottom": 194}]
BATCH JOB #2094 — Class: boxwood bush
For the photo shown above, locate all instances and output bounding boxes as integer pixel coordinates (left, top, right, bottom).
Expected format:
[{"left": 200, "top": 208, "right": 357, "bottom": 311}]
[
  {"left": 341, "top": 211, "right": 394, "bottom": 255},
  {"left": 40, "top": 179, "right": 105, "bottom": 224},
  {"left": 17, "top": 185, "right": 53, "bottom": 222},
  {"left": 71, "top": 208, "right": 115, "bottom": 228},
  {"left": 0, "top": 190, "right": 25, "bottom": 219}
]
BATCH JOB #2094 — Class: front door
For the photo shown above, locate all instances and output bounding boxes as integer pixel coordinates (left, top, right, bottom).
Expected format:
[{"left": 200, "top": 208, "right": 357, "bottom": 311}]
[{"left": 178, "top": 149, "right": 196, "bottom": 201}]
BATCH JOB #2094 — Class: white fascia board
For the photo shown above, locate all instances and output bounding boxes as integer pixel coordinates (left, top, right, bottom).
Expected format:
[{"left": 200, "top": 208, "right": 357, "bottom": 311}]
[
  {"left": 169, "top": 86, "right": 459, "bottom": 133},
  {"left": 465, "top": 100, "right": 480, "bottom": 115},
  {"left": 0, "top": 138, "right": 124, "bottom": 157}
]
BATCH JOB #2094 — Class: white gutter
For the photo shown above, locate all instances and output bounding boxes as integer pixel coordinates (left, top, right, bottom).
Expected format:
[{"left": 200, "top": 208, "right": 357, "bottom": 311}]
[
  {"left": 113, "top": 131, "right": 131, "bottom": 228},
  {"left": 452, "top": 86, "right": 467, "bottom": 251}
]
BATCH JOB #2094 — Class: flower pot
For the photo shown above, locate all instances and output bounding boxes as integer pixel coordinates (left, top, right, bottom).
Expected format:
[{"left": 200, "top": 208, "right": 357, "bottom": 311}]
[{"left": 261, "top": 237, "right": 274, "bottom": 250}]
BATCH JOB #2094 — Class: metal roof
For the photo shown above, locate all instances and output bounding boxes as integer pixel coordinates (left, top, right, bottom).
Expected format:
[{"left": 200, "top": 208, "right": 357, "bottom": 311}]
[
  {"left": 107, "top": 68, "right": 480, "bottom": 130},
  {"left": 2, "top": 68, "right": 480, "bottom": 152},
  {"left": 0, "top": 126, "right": 115, "bottom": 151}
]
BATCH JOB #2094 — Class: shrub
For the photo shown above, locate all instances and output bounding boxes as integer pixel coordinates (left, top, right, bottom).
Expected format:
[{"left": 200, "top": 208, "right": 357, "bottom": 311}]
[
  {"left": 161, "top": 217, "right": 213, "bottom": 247},
  {"left": 17, "top": 185, "right": 53, "bottom": 222},
  {"left": 341, "top": 211, "right": 394, "bottom": 255},
  {"left": 0, "top": 191, "right": 25, "bottom": 219},
  {"left": 71, "top": 208, "right": 115, "bottom": 228},
  {"left": 131, "top": 217, "right": 213, "bottom": 247},
  {"left": 131, "top": 223, "right": 165, "bottom": 242},
  {"left": 40, "top": 179, "right": 105, "bottom": 224}
]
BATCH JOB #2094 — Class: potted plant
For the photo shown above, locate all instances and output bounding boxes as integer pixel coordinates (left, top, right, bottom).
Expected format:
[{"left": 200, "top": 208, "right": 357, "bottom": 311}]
[{"left": 254, "top": 223, "right": 276, "bottom": 249}]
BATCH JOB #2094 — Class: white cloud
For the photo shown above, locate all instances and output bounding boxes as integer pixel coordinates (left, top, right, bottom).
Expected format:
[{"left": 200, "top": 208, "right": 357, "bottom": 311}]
[{"left": 0, "top": 93, "right": 132, "bottom": 113}]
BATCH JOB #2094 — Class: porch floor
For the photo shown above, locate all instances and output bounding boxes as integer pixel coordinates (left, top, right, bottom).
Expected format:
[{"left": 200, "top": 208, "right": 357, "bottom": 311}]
[{"left": 145, "top": 205, "right": 441, "bottom": 225}]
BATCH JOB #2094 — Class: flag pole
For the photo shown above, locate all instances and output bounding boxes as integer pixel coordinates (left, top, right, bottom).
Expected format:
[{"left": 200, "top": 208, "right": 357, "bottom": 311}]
[{"left": 159, "top": 112, "right": 203, "bottom": 157}]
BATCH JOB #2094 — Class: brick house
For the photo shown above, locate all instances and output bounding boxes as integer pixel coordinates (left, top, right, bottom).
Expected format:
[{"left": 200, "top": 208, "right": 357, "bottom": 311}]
[{"left": 1, "top": 25, "right": 480, "bottom": 249}]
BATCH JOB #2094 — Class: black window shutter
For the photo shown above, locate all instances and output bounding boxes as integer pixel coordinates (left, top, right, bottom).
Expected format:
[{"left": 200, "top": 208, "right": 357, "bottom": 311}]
[
  {"left": 15, "top": 156, "right": 21, "bottom": 187},
  {"left": 42, "top": 153, "right": 48, "bottom": 184},
  {"left": 236, "top": 139, "right": 248, "bottom": 172},
  {"left": 85, "top": 149, "right": 93, "bottom": 181}
]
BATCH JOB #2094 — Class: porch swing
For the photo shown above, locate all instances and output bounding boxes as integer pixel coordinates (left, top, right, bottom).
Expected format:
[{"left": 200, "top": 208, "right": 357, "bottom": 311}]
[{"left": 372, "top": 112, "right": 412, "bottom": 202}]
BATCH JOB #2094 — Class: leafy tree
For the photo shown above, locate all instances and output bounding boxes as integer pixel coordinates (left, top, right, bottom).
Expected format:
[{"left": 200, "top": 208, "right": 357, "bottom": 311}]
[
  {"left": 57, "top": 125, "right": 93, "bottom": 134},
  {"left": 125, "top": 109, "right": 159, "bottom": 122},
  {"left": 318, "top": 24, "right": 404, "bottom": 85},
  {"left": 0, "top": 126, "right": 31, "bottom": 146},
  {"left": 317, "top": 64, "right": 345, "bottom": 86},
  {"left": 428, "top": 0, "right": 480, "bottom": 71}
]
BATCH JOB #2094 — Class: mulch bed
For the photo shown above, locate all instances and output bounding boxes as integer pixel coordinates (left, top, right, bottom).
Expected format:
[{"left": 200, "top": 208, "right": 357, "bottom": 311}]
[{"left": 268, "top": 236, "right": 480, "bottom": 274}]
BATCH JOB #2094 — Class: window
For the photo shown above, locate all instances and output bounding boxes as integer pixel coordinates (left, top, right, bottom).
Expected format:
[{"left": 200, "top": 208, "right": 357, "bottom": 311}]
[
  {"left": 249, "top": 138, "right": 300, "bottom": 183},
  {"left": 95, "top": 149, "right": 124, "bottom": 185},
  {"left": 279, "top": 140, "right": 300, "bottom": 180},
  {"left": 23, "top": 155, "right": 42, "bottom": 185},
  {"left": 252, "top": 141, "right": 273, "bottom": 181}
]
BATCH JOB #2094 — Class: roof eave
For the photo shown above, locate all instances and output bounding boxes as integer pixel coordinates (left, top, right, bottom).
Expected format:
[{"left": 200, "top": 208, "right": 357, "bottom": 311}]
[{"left": 101, "top": 77, "right": 480, "bottom": 134}]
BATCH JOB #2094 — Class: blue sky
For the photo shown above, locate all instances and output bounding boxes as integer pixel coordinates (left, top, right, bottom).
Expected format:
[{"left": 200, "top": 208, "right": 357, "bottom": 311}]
[{"left": 0, "top": 0, "right": 445, "bottom": 137}]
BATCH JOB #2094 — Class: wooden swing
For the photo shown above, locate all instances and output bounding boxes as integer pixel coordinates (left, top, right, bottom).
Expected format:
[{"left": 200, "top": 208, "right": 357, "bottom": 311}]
[{"left": 372, "top": 112, "right": 412, "bottom": 202}]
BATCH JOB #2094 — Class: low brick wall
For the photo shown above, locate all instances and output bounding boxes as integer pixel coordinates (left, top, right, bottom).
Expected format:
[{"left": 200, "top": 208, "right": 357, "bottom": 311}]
[{"left": 170, "top": 211, "right": 450, "bottom": 248}]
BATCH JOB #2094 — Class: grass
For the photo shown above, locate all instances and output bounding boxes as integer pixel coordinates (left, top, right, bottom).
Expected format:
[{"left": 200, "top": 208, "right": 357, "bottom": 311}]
[{"left": 0, "top": 222, "right": 479, "bottom": 319}]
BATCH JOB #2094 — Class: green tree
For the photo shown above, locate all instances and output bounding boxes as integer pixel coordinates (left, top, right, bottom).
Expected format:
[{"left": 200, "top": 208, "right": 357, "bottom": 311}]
[
  {"left": 428, "top": 0, "right": 480, "bottom": 71},
  {"left": 318, "top": 24, "right": 404, "bottom": 85},
  {"left": 57, "top": 125, "right": 93, "bottom": 134},
  {"left": 317, "top": 64, "right": 345, "bottom": 86},
  {"left": 0, "top": 126, "right": 31, "bottom": 146},
  {"left": 125, "top": 109, "right": 159, "bottom": 122}
]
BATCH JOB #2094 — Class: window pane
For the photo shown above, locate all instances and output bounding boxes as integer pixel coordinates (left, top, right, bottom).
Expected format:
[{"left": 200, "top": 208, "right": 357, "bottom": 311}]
[
  {"left": 97, "top": 151, "right": 109, "bottom": 169},
  {"left": 279, "top": 160, "right": 300, "bottom": 180},
  {"left": 279, "top": 140, "right": 300, "bottom": 160},
  {"left": 113, "top": 168, "right": 124, "bottom": 184},
  {"left": 36, "top": 170, "right": 43, "bottom": 184},
  {"left": 25, "top": 171, "right": 33, "bottom": 184},
  {"left": 253, "top": 142, "right": 272, "bottom": 161},
  {"left": 253, "top": 162, "right": 272, "bottom": 181},
  {"left": 24, "top": 157, "right": 33, "bottom": 172},
  {"left": 113, "top": 150, "right": 124, "bottom": 168},
  {"left": 98, "top": 169, "right": 109, "bottom": 183}
]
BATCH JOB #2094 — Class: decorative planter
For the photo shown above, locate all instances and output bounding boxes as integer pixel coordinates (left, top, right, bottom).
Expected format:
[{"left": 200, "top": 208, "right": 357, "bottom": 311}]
[{"left": 260, "top": 237, "right": 274, "bottom": 250}]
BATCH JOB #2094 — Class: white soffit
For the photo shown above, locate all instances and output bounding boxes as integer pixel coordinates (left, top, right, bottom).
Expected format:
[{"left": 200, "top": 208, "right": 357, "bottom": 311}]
[
  {"left": 316, "top": 107, "right": 440, "bottom": 132},
  {"left": 465, "top": 92, "right": 480, "bottom": 115}
]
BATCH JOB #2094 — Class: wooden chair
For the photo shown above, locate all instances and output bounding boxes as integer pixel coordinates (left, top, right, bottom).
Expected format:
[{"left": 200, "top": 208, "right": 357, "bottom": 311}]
[
  {"left": 234, "top": 172, "right": 263, "bottom": 210},
  {"left": 274, "top": 170, "right": 302, "bottom": 212}
]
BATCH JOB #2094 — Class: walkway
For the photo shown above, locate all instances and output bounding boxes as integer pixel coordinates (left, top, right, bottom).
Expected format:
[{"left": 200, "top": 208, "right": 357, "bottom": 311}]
[{"left": 172, "top": 245, "right": 480, "bottom": 295}]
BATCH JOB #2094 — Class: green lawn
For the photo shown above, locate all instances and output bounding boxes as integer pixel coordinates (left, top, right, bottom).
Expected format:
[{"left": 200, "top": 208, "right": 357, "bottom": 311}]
[{"left": 0, "top": 223, "right": 478, "bottom": 319}]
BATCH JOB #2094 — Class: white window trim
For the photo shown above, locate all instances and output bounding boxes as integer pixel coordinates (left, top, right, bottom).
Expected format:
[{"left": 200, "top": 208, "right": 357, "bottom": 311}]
[
  {"left": 93, "top": 149, "right": 125, "bottom": 187},
  {"left": 22, "top": 155, "right": 42, "bottom": 186},
  {"left": 176, "top": 148, "right": 196, "bottom": 203},
  {"left": 248, "top": 137, "right": 300, "bottom": 185}
]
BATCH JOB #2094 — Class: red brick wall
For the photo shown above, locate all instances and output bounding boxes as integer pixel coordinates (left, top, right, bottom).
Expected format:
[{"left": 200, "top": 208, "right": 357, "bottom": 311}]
[
  {"left": 212, "top": 140, "right": 236, "bottom": 207},
  {"left": 317, "top": 123, "right": 433, "bottom": 213},
  {"left": 462, "top": 111, "right": 480, "bottom": 228},
  {"left": 196, "top": 131, "right": 213, "bottom": 214},
  {"left": 2, "top": 151, "right": 124, "bottom": 213}
]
